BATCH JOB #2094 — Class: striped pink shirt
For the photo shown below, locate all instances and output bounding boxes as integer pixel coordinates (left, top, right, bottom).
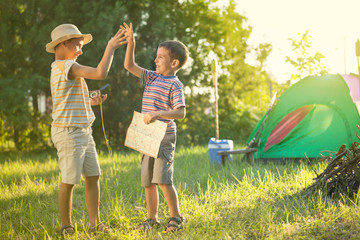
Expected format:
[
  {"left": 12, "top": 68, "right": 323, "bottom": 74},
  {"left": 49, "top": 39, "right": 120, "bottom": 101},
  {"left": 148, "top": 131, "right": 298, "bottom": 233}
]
[{"left": 140, "top": 69, "right": 185, "bottom": 134}]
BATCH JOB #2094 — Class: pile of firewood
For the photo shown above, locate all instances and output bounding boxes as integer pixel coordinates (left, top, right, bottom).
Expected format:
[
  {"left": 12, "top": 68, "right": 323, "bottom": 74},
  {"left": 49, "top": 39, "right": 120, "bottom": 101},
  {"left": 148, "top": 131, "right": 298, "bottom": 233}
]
[{"left": 304, "top": 138, "right": 360, "bottom": 198}]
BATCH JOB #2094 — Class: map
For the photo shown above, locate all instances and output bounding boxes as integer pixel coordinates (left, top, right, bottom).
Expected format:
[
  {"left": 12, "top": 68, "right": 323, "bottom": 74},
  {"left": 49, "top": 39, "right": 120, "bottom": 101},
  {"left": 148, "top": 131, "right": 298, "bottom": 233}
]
[{"left": 124, "top": 111, "right": 167, "bottom": 158}]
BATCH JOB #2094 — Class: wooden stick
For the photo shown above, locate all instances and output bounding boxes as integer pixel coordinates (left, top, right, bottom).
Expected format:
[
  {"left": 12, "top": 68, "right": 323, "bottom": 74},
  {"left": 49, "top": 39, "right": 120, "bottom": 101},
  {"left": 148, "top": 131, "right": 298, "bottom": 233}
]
[
  {"left": 304, "top": 152, "right": 319, "bottom": 178},
  {"left": 211, "top": 59, "right": 219, "bottom": 140}
]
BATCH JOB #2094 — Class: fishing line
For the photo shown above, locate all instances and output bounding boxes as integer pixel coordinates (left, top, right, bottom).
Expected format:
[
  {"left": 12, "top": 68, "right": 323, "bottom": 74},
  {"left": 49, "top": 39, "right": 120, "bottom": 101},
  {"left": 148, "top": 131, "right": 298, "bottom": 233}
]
[{"left": 98, "top": 92, "right": 112, "bottom": 155}]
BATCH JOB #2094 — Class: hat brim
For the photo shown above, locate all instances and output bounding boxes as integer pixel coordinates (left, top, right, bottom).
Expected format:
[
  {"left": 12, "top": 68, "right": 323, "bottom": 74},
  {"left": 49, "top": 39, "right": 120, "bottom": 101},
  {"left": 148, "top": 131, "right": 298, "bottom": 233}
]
[{"left": 46, "top": 34, "right": 92, "bottom": 53}]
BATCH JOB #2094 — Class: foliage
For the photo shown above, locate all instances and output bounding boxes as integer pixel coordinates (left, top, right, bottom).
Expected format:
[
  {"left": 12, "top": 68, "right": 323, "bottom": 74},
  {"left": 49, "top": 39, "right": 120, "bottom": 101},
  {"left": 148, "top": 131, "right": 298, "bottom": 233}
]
[
  {"left": 285, "top": 30, "right": 329, "bottom": 82},
  {"left": 0, "top": 0, "right": 277, "bottom": 151},
  {"left": 1, "top": 148, "right": 360, "bottom": 239},
  {"left": 0, "top": 0, "right": 53, "bottom": 150}
]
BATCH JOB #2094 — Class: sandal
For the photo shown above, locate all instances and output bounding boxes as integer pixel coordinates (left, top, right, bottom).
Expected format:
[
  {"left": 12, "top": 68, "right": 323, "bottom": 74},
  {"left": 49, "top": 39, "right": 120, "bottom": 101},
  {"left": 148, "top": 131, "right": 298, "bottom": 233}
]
[
  {"left": 59, "top": 224, "right": 75, "bottom": 235},
  {"left": 135, "top": 218, "right": 160, "bottom": 232},
  {"left": 165, "top": 216, "right": 185, "bottom": 233},
  {"left": 90, "top": 222, "right": 110, "bottom": 234}
]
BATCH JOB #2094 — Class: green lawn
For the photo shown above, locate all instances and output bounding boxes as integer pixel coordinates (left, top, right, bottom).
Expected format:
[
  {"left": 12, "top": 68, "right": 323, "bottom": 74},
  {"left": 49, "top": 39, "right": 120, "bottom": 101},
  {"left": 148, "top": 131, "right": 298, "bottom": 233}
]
[{"left": 1, "top": 146, "right": 360, "bottom": 239}]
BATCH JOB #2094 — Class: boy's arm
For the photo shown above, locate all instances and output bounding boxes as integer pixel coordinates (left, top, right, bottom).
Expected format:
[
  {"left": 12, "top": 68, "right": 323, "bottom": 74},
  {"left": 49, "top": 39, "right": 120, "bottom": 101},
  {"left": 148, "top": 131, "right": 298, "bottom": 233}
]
[
  {"left": 69, "top": 28, "right": 127, "bottom": 80},
  {"left": 122, "top": 23, "right": 143, "bottom": 78},
  {"left": 144, "top": 107, "right": 186, "bottom": 124}
]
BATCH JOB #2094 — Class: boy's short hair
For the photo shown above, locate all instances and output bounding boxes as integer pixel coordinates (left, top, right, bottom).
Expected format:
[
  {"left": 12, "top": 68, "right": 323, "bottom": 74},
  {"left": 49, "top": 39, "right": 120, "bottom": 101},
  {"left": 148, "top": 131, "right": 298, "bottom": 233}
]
[{"left": 158, "top": 40, "right": 189, "bottom": 69}]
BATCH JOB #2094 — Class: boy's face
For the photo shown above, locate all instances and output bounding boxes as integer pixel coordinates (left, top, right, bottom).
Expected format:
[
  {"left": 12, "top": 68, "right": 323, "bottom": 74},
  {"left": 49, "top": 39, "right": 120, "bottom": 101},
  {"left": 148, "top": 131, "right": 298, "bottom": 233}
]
[
  {"left": 62, "top": 38, "right": 84, "bottom": 61},
  {"left": 154, "top": 47, "right": 178, "bottom": 76}
]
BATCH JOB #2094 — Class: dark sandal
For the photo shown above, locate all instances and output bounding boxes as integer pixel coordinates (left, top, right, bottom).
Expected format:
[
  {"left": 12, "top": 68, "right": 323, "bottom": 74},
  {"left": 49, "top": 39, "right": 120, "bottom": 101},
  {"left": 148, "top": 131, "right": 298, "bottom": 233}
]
[
  {"left": 136, "top": 218, "right": 160, "bottom": 232},
  {"left": 90, "top": 222, "right": 110, "bottom": 234},
  {"left": 165, "top": 216, "right": 185, "bottom": 233},
  {"left": 59, "top": 224, "right": 75, "bottom": 235}
]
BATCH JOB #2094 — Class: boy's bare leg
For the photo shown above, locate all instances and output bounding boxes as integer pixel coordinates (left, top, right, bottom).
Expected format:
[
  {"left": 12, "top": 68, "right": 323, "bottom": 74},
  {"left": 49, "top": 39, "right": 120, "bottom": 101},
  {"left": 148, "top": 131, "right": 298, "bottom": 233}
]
[
  {"left": 145, "top": 184, "right": 159, "bottom": 221},
  {"left": 158, "top": 184, "right": 181, "bottom": 218},
  {"left": 59, "top": 183, "right": 75, "bottom": 226},
  {"left": 85, "top": 176, "right": 101, "bottom": 227},
  {"left": 159, "top": 184, "right": 181, "bottom": 231}
]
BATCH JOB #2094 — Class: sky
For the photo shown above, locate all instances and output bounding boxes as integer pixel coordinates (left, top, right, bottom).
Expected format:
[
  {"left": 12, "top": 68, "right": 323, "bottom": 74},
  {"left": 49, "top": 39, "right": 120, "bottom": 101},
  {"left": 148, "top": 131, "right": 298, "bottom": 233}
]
[{"left": 229, "top": 0, "right": 360, "bottom": 82}]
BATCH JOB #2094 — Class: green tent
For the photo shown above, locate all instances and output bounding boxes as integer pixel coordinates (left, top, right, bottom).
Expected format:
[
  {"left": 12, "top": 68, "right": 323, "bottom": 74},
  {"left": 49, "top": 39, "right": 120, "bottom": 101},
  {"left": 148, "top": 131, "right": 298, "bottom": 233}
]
[{"left": 247, "top": 74, "right": 360, "bottom": 159}]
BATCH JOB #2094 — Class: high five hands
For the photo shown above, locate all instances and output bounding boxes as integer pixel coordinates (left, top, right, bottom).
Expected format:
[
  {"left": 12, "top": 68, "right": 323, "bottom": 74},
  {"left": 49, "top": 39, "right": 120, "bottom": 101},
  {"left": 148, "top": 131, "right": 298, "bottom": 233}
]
[
  {"left": 108, "top": 28, "right": 128, "bottom": 49},
  {"left": 120, "top": 23, "right": 134, "bottom": 46}
]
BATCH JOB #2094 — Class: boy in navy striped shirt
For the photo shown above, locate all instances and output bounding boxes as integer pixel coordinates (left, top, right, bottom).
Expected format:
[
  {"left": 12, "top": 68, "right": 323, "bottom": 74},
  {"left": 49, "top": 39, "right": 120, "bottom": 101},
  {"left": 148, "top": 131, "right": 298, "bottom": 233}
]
[{"left": 123, "top": 22, "right": 188, "bottom": 233}]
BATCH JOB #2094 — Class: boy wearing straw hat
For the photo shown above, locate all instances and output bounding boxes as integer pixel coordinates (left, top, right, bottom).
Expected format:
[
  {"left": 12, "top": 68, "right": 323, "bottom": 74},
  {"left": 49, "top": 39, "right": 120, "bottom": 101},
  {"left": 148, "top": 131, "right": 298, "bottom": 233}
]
[
  {"left": 46, "top": 23, "right": 126, "bottom": 235},
  {"left": 123, "top": 22, "right": 188, "bottom": 233}
]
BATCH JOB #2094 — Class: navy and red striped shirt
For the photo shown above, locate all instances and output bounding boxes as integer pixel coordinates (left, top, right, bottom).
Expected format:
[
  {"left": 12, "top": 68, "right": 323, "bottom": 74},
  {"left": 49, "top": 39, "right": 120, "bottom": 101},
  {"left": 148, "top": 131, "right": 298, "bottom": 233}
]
[{"left": 140, "top": 69, "right": 185, "bottom": 134}]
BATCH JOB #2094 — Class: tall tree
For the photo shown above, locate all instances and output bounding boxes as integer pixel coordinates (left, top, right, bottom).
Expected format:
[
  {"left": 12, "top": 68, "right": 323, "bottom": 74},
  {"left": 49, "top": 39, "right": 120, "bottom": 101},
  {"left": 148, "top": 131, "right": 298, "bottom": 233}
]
[
  {"left": 0, "top": 0, "right": 275, "bottom": 150},
  {"left": 286, "top": 30, "right": 329, "bottom": 82}
]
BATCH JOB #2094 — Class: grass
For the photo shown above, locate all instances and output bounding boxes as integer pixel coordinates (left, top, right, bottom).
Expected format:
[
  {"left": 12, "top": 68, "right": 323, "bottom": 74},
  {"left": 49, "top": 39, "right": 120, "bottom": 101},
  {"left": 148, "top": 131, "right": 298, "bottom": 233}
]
[{"left": 1, "top": 146, "right": 360, "bottom": 239}]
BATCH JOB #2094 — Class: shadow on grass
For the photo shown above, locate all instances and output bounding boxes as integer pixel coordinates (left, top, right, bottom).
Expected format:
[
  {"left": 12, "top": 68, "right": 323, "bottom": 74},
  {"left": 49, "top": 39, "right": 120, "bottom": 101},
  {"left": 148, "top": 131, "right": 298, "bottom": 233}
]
[
  {"left": 259, "top": 188, "right": 360, "bottom": 239},
  {"left": 0, "top": 150, "right": 57, "bottom": 164},
  {"left": 0, "top": 151, "right": 144, "bottom": 239},
  {"left": 0, "top": 169, "right": 60, "bottom": 188},
  {"left": 211, "top": 158, "right": 360, "bottom": 239},
  {"left": 5, "top": 147, "right": 360, "bottom": 239},
  {"left": 0, "top": 151, "right": 60, "bottom": 187}
]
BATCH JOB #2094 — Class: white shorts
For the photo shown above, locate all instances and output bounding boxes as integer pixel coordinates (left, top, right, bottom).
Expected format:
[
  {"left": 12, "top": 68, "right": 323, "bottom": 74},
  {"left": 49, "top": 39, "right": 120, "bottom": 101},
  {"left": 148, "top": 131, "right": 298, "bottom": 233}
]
[{"left": 51, "top": 126, "right": 101, "bottom": 184}]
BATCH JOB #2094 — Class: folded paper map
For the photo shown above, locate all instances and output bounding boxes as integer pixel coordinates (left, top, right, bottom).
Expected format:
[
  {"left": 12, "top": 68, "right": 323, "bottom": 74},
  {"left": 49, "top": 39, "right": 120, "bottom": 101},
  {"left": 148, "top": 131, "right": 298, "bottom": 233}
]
[{"left": 125, "top": 111, "right": 167, "bottom": 158}]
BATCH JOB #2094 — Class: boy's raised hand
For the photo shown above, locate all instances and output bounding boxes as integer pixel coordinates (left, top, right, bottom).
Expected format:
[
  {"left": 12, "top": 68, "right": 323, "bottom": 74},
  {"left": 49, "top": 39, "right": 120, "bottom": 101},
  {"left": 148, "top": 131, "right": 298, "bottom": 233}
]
[
  {"left": 108, "top": 28, "right": 127, "bottom": 49},
  {"left": 121, "top": 22, "right": 134, "bottom": 46},
  {"left": 122, "top": 22, "right": 143, "bottom": 78}
]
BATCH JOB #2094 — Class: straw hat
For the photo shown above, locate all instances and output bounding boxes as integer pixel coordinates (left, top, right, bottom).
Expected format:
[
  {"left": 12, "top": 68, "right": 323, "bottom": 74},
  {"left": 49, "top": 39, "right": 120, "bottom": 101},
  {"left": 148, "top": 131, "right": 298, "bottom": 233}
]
[{"left": 46, "top": 24, "right": 92, "bottom": 53}]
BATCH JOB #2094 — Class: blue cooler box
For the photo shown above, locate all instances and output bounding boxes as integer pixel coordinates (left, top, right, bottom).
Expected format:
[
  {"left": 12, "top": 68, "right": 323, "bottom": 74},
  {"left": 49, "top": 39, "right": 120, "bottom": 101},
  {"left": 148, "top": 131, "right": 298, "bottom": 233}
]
[{"left": 208, "top": 138, "right": 234, "bottom": 164}]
